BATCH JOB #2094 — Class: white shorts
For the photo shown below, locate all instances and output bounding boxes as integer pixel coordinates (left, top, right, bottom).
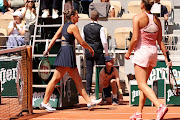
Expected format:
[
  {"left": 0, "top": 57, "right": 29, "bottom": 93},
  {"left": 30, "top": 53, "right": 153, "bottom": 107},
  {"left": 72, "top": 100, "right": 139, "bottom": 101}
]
[{"left": 132, "top": 46, "right": 157, "bottom": 67}]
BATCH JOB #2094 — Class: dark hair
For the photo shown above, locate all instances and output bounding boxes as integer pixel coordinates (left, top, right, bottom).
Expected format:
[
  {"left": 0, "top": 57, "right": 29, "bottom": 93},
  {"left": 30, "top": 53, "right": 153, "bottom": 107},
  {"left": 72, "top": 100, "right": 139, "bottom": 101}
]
[
  {"left": 90, "top": 11, "right": 99, "bottom": 21},
  {"left": 63, "top": 9, "right": 77, "bottom": 20},
  {"left": 142, "top": 0, "right": 154, "bottom": 11},
  {"left": 26, "top": 0, "right": 36, "bottom": 9}
]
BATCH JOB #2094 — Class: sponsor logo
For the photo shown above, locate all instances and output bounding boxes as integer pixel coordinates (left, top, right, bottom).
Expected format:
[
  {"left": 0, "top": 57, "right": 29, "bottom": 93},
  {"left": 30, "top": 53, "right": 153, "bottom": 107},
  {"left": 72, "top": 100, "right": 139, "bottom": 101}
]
[
  {"left": 149, "top": 67, "right": 180, "bottom": 81},
  {"left": 132, "top": 90, "right": 140, "bottom": 102},
  {"left": 32, "top": 92, "right": 57, "bottom": 105},
  {"left": 167, "top": 89, "right": 174, "bottom": 102},
  {"left": 0, "top": 67, "right": 18, "bottom": 92}
]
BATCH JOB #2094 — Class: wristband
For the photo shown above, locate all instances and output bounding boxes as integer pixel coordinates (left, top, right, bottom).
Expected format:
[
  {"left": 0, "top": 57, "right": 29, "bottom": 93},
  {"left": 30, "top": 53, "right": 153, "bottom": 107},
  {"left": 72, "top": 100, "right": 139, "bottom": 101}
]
[{"left": 119, "top": 89, "right": 123, "bottom": 94}]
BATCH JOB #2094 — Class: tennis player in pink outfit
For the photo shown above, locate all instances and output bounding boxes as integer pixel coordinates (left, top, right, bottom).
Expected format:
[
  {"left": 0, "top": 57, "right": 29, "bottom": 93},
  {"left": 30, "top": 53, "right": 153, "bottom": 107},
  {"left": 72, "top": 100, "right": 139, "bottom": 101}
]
[{"left": 125, "top": 0, "right": 172, "bottom": 120}]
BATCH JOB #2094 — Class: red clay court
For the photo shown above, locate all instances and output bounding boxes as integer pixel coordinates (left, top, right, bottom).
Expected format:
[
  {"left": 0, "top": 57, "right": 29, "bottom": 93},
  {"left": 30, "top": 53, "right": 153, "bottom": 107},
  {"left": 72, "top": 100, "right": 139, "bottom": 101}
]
[{"left": 17, "top": 96, "right": 180, "bottom": 120}]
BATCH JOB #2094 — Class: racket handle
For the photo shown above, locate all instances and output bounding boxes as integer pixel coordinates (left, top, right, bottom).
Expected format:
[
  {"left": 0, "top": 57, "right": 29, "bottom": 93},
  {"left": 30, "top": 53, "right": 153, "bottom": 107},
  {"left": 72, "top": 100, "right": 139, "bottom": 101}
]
[
  {"left": 45, "top": 39, "right": 49, "bottom": 51},
  {"left": 166, "top": 51, "right": 170, "bottom": 62}
]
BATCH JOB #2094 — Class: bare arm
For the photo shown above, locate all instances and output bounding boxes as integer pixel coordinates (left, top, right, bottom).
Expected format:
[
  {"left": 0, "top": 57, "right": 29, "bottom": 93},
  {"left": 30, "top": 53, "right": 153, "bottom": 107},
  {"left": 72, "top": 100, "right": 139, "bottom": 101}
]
[
  {"left": 44, "top": 25, "right": 63, "bottom": 55},
  {"left": 72, "top": 25, "right": 94, "bottom": 56},
  {"left": 125, "top": 16, "right": 139, "bottom": 59},
  {"left": 164, "top": 13, "right": 168, "bottom": 22},
  {"left": 99, "top": 69, "right": 105, "bottom": 93},
  {"left": 156, "top": 17, "right": 170, "bottom": 65},
  {"left": 114, "top": 68, "right": 122, "bottom": 91},
  {"left": 114, "top": 67, "right": 123, "bottom": 100},
  {"left": 8, "top": 28, "right": 14, "bottom": 35}
]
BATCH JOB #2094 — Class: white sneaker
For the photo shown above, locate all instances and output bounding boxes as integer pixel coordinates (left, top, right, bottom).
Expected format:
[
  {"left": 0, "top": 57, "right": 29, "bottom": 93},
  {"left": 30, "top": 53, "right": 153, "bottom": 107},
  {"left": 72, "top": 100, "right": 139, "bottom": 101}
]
[
  {"left": 87, "top": 98, "right": 102, "bottom": 111},
  {"left": 52, "top": 9, "right": 59, "bottom": 19},
  {"left": 39, "top": 102, "right": 56, "bottom": 112},
  {"left": 42, "top": 9, "right": 49, "bottom": 18}
]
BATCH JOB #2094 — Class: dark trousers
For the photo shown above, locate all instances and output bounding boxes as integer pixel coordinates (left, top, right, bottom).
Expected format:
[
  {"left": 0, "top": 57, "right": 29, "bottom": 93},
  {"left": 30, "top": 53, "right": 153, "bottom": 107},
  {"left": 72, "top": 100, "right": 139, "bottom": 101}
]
[
  {"left": 85, "top": 52, "right": 105, "bottom": 93},
  {"left": 81, "top": 1, "right": 92, "bottom": 14},
  {"left": 43, "top": 0, "right": 60, "bottom": 9},
  {"left": 73, "top": 0, "right": 80, "bottom": 13}
]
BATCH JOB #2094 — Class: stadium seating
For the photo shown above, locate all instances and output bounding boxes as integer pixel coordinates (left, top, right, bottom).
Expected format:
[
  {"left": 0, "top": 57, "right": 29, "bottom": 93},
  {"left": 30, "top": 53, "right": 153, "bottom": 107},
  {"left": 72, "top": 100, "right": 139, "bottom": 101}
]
[
  {"left": 0, "top": 28, "right": 7, "bottom": 48},
  {"left": 114, "top": 27, "right": 133, "bottom": 49},
  {"left": 161, "top": 1, "right": 172, "bottom": 13},
  {"left": 78, "top": 14, "right": 89, "bottom": 18},
  {"left": 0, "top": 14, "right": 13, "bottom": 32},
  {"left": 109, "top": 1, "right": 121, "bottom": 17},
  {"left": 127, "top": 1, "right": 142, "bottom": 14},
  {"left": 121, "top": 13, "right": 137, "bottom": 19}
]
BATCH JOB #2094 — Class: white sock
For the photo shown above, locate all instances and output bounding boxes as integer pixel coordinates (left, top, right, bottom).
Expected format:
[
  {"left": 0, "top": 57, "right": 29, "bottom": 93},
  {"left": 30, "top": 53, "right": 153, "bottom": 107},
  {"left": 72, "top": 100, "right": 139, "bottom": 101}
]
[
  {"left": 136, "top": 112, "right": 142, "bottom": 115},
  {"left": 42, "top": 102, "right": 47, "bottom": 105},
  {"left": 112, "top": 94, "right": 117, "bottom": 99}
]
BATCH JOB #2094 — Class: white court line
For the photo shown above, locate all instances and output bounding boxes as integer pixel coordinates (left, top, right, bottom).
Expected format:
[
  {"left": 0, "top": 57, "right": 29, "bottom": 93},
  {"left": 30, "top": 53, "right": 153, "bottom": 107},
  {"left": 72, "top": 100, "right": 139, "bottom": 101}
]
[
  {"left": 52, "top": 112, "right": 180, "bottom": 115},
  {"left": 31, "top": 118, "right": 155, "bottom": 120}
]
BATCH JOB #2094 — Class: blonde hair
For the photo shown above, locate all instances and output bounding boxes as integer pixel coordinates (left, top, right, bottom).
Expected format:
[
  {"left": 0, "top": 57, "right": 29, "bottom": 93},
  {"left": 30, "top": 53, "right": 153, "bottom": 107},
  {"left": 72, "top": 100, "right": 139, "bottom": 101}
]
[{"left": 142, "top": 0, "right": 154, "bottom": 11}]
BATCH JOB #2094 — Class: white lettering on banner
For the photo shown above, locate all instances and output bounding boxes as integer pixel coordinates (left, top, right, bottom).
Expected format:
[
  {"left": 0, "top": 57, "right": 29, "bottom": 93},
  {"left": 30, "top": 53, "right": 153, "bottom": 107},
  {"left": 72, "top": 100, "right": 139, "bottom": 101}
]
[
  {"left": 149, "top": 67, "right": 180, "bottom": 81},
  {"left": 132, "top": 90, "right": 140, "bottom": 102},
  {"left": 6, "top": 69, "right": 12, "bottom": 81},
  {"left": 149, "top": 67, "right": 168, "bottom": 80},
  {"left": 167, "top": 89, "right": 174, "bottom": 102},
  {"left": 0, "top": 67, "right": 18, "bottom": 92},
  {"left": 32, "top": 92, "right": 57, "bottom": 105}
]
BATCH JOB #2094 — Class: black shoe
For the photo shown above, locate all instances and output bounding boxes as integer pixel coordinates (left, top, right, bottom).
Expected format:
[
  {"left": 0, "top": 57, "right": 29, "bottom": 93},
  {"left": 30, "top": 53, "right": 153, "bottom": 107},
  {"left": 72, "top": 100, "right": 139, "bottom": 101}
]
[
  {"left": 87, "top": 91, "right": 90, "bottom": 97},
  {"left": 112, "top": 98, "right": 118, "bottom": 106}
]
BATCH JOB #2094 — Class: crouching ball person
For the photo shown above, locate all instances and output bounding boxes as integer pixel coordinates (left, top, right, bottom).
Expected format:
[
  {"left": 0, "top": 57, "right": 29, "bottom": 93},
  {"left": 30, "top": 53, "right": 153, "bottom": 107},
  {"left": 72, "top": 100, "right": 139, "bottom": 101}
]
[
  {"left": 125, "top": 0, "right": 172, "bottom": 119},
  {"left": 99, "top": 56, "right": 123, "bottom": 105},
  {"left": 39, "top": 9, "right": 102, "bottom": 112}
]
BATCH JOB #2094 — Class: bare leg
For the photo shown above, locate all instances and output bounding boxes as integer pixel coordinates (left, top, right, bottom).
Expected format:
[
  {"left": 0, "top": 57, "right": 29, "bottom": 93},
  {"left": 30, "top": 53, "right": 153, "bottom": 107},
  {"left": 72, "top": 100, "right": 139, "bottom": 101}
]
[
  {"left": 110, "top": 79, "right": 118, "bottom": 95},
  {"left": 67, "top": 67, "right": 91, "bottom": 103},
  {"left": 105, "top": 97, "right": 112, "bottom": 104},
  {"left": 135, "top": 65, "right": 161, "bottom": 109},
  {"left": 137, "top": 66, "right": 153, "bottom": 113},
  {"left": 43, "top": 66, "right": 66, "bottom": 104}
]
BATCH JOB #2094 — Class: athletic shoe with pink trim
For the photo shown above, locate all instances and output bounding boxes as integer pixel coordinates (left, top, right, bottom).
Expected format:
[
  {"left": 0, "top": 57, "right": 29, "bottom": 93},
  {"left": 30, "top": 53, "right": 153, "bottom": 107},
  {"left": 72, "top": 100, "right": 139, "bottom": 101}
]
[
  {"left": 130, "top": 112, "right": 142, "bottom": 120},
  {"left": 156, "top": 104, "right": 168, "bottom": 120}
]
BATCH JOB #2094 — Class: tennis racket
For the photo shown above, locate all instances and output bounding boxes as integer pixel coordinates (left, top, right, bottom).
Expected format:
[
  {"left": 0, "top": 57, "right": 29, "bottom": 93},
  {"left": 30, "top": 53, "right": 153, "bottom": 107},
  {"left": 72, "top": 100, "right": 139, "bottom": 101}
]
[
  {"left": 38, "top": 39, "right": 51, "bottom": 81},
  {"left": 166, "top": 51, "right": 179, "bottom": 96}
]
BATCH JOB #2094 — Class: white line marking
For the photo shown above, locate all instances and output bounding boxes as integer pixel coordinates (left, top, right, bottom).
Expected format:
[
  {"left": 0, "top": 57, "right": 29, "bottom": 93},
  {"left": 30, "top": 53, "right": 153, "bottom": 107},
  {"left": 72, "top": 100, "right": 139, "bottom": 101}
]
[
  {"left": 52, "top": 111, "right": 180, "bottom": 115},
  {"left": 29, "top": 112, "right": 180, "bottom": 120}
]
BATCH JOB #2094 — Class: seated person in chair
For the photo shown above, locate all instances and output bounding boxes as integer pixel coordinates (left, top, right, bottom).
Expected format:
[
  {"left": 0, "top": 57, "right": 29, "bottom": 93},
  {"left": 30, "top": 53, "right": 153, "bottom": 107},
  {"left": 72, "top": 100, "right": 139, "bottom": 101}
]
[{"left": 99, "top": 56, "right": 123, "bottom": 105}]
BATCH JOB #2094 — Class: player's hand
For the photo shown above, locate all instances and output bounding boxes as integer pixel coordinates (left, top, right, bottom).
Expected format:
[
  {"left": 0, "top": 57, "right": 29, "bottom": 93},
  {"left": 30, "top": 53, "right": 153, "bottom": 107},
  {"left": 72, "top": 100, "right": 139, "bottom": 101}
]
[
  {"left": 125, "top": 52, "right": 131, "bottom": 60},
  {"left": 89, "top": 47, "right": 94, "bottom": 57},
  {"left": 118, "top": 94, "right": 123, "bottom": 101},
  {"left": 43, "top": 50, "right": 49, "bottom": 56},
  {"left": 118, "top": 89, "right": 123, "bottom": 101},
  {"left": 165, "top": 58, "right": 172, "bottom": 68}
]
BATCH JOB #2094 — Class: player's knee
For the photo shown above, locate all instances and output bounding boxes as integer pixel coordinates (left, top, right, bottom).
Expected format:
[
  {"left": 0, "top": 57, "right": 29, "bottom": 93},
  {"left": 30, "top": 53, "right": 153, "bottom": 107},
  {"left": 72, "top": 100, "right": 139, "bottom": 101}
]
[
  {"left": 138, "top": 83, "right": 146, "bottom": 91},
  {"left": 110, "top": 80, "right": 117, "bottom": 86}
]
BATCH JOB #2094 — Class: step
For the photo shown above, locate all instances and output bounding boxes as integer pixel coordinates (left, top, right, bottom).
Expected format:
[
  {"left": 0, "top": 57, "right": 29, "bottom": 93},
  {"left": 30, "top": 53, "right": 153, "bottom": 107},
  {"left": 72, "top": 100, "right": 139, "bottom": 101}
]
[
  {"left": 36, "top": 24, "right": 61, "bottom": 27},
  {"left": 33, "top": 54, "right": 57, "bottom": 57},
  {"left": 38, "top": 15, "right": 63, "bottom": 19},
  {"left": 33, "top": 84, "right": 61, "bottom": 88},
  {"left": 33, "top": 39, "right": 61, "bottom": 42},
  {"left": 32, "top": 69, "right": 55, "bottom": 72}
]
